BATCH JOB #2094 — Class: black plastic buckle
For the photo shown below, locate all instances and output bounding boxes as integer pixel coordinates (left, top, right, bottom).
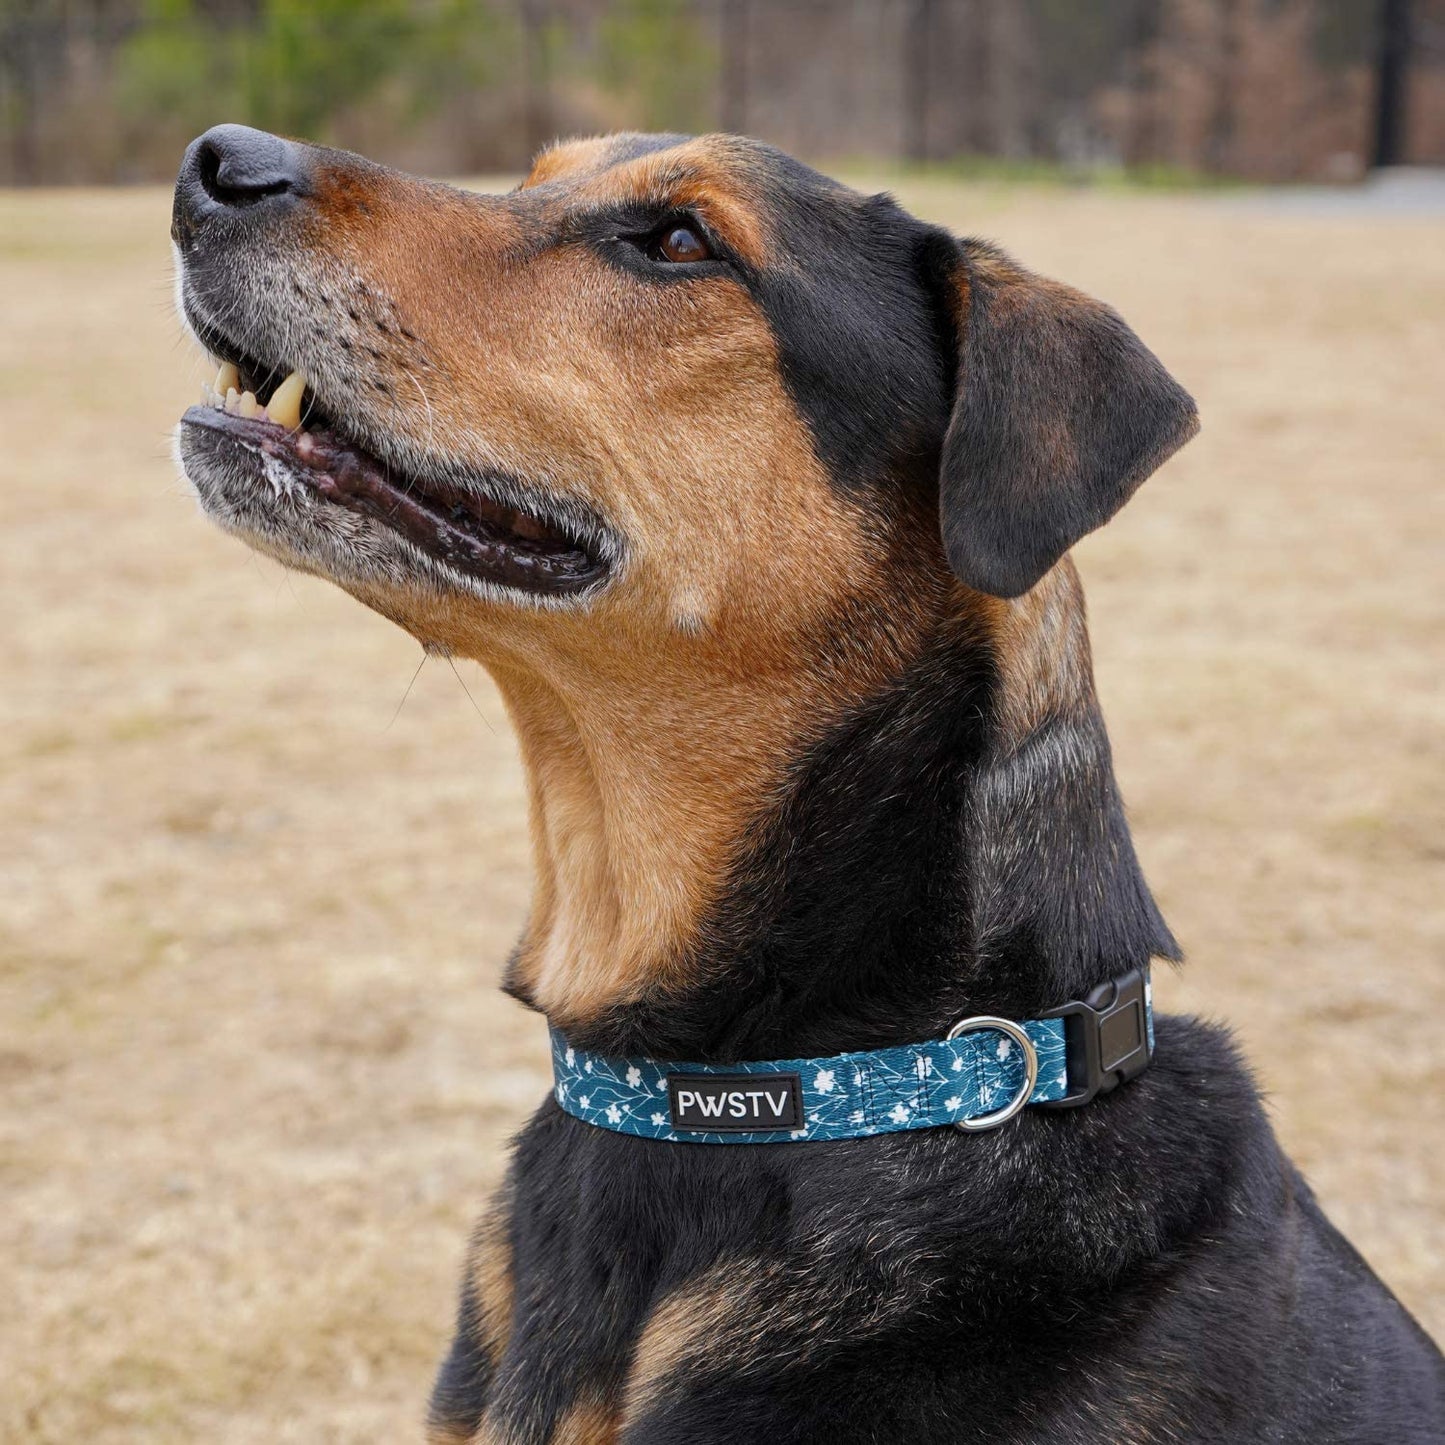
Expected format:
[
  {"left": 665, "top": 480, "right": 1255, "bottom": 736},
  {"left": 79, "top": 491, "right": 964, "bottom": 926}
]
[{"left": 1037, "top": 967, "right": 1152, "bottom": 1109}]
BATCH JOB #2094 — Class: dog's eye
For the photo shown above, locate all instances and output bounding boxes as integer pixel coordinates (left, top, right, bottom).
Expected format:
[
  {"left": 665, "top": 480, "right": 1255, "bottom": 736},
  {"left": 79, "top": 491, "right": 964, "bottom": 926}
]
[{"left": 654, "top": 225, "right": 711, "bottom": 264}]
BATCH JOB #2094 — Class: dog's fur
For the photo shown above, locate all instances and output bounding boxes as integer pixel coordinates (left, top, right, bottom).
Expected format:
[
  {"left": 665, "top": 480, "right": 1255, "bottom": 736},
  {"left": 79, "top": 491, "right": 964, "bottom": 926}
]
[{"left": 171, "top": 127, "right": 1445, "bottom": 1443}]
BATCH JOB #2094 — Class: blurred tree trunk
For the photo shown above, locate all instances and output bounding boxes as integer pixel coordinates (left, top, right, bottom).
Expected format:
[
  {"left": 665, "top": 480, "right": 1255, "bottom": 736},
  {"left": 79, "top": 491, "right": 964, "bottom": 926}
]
[
  {"left": 1371, "top": 0, "right": 1412, "bottom": 166},
  {"left": 962, "top": 0, "right": 991, "bottom": 156},
  {"left": 989, "top": 0, "right": 1031, "bottom": 158},
  {"left": 1207, "top": 0, "right": 1242, "bottom": 174},
  {"left": 1123, "top": 0, "right": 1164, "bottom": 167},
  {"left": 903, "top": 0, "right": 934, "bottom": 161},
  {"left": 1, "top": 1, "right": 48, "bottom": 185},
  {"left": 719, "top": 0, "right": 748, "bottom": 135},
  {"left": 520, "top": 0, "right": 548, "bottom": 159}
]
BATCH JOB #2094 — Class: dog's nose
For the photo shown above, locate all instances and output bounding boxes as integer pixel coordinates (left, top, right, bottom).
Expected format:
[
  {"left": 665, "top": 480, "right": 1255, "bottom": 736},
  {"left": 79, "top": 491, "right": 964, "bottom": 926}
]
[{"left": 173, "top": 124, "right": 308, "bottom": 248}]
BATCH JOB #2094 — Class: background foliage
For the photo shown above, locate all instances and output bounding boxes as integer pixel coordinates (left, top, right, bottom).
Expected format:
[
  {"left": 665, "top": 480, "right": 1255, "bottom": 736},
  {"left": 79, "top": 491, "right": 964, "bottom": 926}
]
[{"left": 3, "top": 0, "right": 1445, "bottom": 184}]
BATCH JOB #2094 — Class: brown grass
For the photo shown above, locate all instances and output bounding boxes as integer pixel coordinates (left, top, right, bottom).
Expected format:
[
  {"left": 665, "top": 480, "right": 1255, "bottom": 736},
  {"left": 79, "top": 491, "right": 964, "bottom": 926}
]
[{"left": 1, "top": 177, "right": 1441, "bottom": 1442}]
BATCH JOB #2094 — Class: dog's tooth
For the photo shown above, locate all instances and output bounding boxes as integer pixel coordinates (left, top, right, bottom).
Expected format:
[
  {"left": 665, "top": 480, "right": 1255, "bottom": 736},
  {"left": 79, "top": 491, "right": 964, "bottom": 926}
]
[
  {"left": 239, "top": 390, "right": 261, "bottom": 419},
  {"left": 296, "top": 431, "right": 316, "bottom": 461},
  {"left": 266, "top": 370, "right": 306, "bottom": 430},
  {"left": 214, "top": 361, "right": 240, "bottom": 395},
  {"left": 224, "top": 387, "right": 242, "bottom": 414}
]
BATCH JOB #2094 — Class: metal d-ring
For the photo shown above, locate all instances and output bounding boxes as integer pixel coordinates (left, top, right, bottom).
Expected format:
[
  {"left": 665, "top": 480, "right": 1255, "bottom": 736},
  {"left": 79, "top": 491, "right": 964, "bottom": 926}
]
[{"left": 945, "top": 1016, "right": 1039, "bottom": 1132}]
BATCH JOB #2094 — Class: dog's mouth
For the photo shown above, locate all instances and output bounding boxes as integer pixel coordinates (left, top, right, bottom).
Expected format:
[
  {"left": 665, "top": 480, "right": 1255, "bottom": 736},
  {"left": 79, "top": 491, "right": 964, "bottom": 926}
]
[{"left": 178, "top": 328, "right": 612, "bottom": 598}]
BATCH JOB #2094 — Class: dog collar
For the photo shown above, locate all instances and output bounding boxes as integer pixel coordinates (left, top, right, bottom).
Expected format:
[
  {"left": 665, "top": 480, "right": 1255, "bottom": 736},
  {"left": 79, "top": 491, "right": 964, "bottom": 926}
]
[{"left": 551, "top": 967, "right": 1153, "bottom": 1143}]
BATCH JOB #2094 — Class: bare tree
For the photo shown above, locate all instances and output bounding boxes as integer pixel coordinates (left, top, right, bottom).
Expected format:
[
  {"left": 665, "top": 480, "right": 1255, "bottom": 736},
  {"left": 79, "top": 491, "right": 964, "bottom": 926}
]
[
  {"left": 1208, "top": 0, "right": 1242, "bottom": 173},
  {"left": 903, "top": 0, "right": 934, "bottom": 161},
  {"left": 1372, "top": 0, "right": 1414, "bottom": 165},
  {"left": 719, "top": 0, "right": 749, "bottom": 135},
  {"left": 1123, "top": 0, "right": 1164, "bottom": 167},
  {"left": 1, "top": 0, "right": 64, "bottom": 184},
  {"left": 519, "top": 0, "right": 549, "bottom": 158}
]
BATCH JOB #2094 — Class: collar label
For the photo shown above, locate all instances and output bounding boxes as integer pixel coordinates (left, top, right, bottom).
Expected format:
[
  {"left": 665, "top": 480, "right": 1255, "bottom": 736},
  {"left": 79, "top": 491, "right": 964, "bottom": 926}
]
[{"left": 667, "top": 1072, "right": 803, "bottom": 1133}]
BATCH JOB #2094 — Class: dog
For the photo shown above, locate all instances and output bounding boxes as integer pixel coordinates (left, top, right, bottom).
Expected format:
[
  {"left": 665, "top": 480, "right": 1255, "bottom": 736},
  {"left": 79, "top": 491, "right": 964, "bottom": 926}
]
[{"left": 171, "top": 125, "right": 1445, "bottom": 1443}]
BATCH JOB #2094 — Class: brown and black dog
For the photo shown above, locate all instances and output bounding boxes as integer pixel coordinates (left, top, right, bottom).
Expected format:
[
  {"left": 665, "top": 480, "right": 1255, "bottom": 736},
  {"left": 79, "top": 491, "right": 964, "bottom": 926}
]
[{"left": 172, "top": 126, "right": 1444, "bottom": 1443}]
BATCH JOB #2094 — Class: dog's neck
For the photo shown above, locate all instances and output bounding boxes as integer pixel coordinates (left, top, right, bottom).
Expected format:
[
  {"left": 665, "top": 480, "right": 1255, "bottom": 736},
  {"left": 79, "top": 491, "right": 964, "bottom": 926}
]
[{"left": 497, "top": 559, "right": 1176, "bottom": 1061}]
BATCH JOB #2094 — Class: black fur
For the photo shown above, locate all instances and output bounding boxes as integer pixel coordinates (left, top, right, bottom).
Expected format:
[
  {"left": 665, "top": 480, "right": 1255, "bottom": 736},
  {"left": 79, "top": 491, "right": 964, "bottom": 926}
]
[
  {"left": 395, "top": 138, "right": 1442, "bottom": 1441},
  {"left": 445, "top": 1028, "right": 1442, "bottom": 1443},
  {"left": 743, "top": 158, "right": 952, "bottom": 498},
  {"left": 935, "top": 239, "right": 1199, "bottom": 599}
]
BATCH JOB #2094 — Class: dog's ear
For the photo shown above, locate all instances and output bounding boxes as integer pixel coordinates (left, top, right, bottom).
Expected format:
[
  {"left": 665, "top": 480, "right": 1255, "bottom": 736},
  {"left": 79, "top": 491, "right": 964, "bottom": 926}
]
[{"left": 928, "top": 236, "right": 1198, "bottom": 599}]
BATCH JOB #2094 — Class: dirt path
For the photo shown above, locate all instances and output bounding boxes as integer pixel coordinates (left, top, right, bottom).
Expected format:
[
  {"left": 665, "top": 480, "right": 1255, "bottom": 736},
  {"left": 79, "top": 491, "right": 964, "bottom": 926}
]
[{"left": 2, "top": 178, "right": 1441, "bottom": 1442}]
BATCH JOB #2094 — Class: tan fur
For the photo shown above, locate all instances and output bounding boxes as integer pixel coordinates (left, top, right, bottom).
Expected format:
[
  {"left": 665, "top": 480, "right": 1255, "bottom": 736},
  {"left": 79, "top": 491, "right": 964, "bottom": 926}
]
[
  {"left": 445, "top": 1396, "right": 619, "bottom": 1445},
  {"left": 623, "top": 1266, "right": 754, "bottom": 1424},
  {"left": 522, "top": 135, "right": 626, "bottom": 187},
  {"left": 621, "top": 1242, "right": 924, "bottom": 1428},
  {"left": 985, "top": 558, "right": 1095, "bottom": 748},
  {"left": 466, "top": 1180, "right": 516, "bottom": 1367},
  {"left": 674, "top": 179, "right": 768, "bottom": 266},
  {"left": 428, "top": 1425, "right": 476, "bottom": 1445},
  {"left": 191, "top": 134, "right": 952, "bottom": 1030},
  {"left": 186, "top": 131, "right": 1118, "bottom": 1036},
  {"left": 525, "top": 136, "right": 771, "bottom": 265},
  {"left": 483, "top": 583, "right": 921, "bottom": 1029},
  {"left": 268, "top": 139, "right": 935, "bottom": 1028},
  {"left": 548, "top": 1398, "right": 622, "bottom": 1445},
  {"left": 434, "top": 1410, "right": 503, "bottom": 1443},
  {"left": 424, "top": 1187, "right": 518, "bottom": 1441}
]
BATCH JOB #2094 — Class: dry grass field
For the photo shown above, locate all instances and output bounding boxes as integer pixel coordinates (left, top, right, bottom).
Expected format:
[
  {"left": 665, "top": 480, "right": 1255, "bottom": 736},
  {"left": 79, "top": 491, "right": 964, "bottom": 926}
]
[{"left": 2, "top": 172, "right": 1442, "bottom": 1442}]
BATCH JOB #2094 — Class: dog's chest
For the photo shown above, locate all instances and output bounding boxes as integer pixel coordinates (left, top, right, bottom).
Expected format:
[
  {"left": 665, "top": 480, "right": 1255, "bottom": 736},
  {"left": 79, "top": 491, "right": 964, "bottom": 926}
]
[{"left": 432, "top": 1114, "right": 829, "bottom": 1442}]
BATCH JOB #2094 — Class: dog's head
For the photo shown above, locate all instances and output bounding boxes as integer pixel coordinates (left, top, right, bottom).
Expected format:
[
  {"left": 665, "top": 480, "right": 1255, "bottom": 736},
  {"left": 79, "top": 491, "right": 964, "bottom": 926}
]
[
  {"left": 174, "top": 126, "right": 1195, "bottom": 645},
  {"left": 172, "top": 127, "right": 1197, "bottom": 1022}
]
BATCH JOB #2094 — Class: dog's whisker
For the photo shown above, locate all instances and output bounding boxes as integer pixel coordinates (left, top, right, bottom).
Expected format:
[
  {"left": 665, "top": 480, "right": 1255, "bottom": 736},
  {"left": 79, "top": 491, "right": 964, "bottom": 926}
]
[
  {"left": 444, "top": 655, "right": 495, "bottom": 736},
  {"left": 386, "top": 650, "right": 429, "bottom": 731}
]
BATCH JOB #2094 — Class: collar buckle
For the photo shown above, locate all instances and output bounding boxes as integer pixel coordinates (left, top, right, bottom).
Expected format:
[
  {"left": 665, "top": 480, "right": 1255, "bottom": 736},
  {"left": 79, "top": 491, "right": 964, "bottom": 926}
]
[{"left": 1037, "top": 966, "right": 1153, "bottom": 1109}]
